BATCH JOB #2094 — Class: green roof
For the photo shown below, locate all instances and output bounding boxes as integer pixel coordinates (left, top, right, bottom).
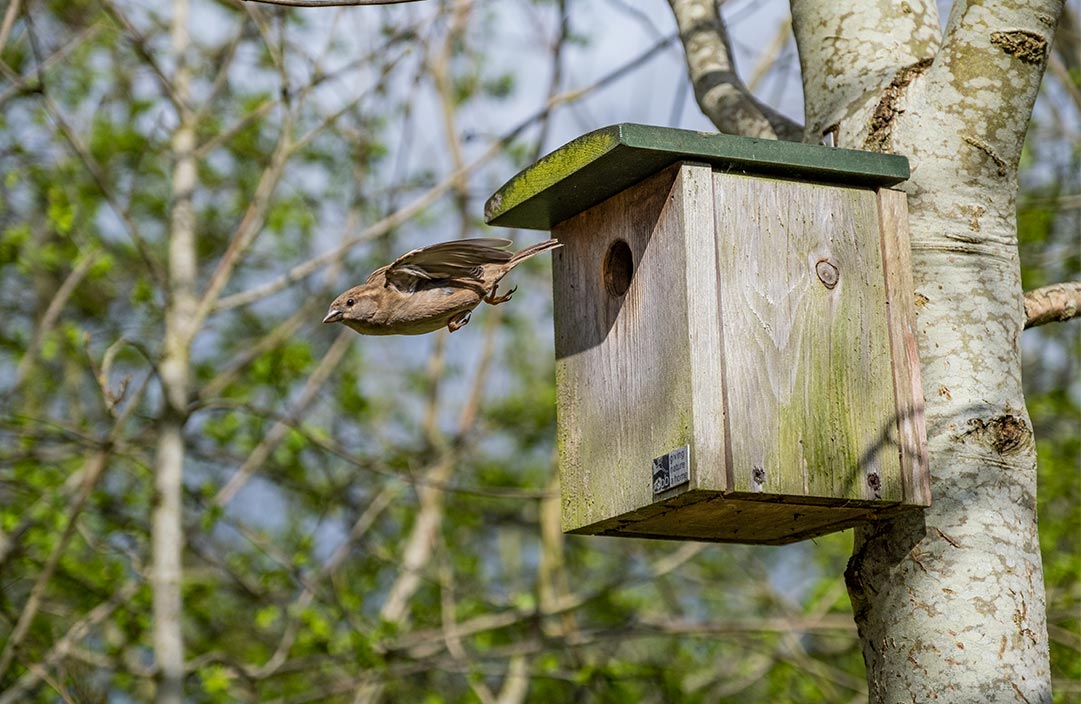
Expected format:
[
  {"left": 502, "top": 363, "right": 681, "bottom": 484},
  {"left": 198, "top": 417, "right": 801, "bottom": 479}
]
[{"left": 484, "top": 123, "right": 910, "bottom": 230}]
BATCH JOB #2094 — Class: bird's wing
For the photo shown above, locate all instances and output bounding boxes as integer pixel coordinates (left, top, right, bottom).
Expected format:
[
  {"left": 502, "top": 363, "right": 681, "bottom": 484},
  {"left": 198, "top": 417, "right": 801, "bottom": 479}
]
[{"left": 374, "top": 238, "right": 515, "bottom": 291}]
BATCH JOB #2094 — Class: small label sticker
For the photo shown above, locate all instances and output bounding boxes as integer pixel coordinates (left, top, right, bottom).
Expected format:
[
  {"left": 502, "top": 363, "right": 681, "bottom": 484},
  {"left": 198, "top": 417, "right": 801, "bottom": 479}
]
[{"left": 652, "top": 445, "right": 690, "bottom": 495}]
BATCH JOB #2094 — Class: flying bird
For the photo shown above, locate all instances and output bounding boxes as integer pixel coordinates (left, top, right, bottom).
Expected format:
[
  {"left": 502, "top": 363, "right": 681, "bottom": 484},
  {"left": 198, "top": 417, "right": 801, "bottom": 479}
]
[{"left": 322, "top": 237, "right": 561, "bottom": 335}]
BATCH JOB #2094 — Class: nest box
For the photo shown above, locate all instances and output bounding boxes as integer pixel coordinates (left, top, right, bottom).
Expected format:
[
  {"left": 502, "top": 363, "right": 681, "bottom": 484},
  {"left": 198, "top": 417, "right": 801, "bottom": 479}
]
[{"left": 485, "top": 124, "right": 930, "bottom": 545}]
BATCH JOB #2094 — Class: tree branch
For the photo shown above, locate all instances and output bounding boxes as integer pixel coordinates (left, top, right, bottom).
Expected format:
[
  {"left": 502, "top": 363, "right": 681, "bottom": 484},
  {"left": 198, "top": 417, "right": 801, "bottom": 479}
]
[
  {"left": 1024, "top": 281, "right": 1081, "bottom": 328},
  {"left": 241, "top": 0, "right": 427, "bottom": 6},
  {"left": 668, "top": 0, "right": 802, "bottom": 140},
  {"left": 0, "top": 450, "right": 111, "bottom": 683},
  {"left": 0, "top": 579, "right": 142, "bottom": 704},
  {"left": 190, "top": 115, "right": 293, "bottom": 332},
  {"left": 212, "top": 327, "right": 353, "bottom": 507},
  {"left": 212, "top": 31, "right": 681, "bottom": 313},
  {"left": 0, "top": 20, "right": 105, "bottom": 109},
  {"left": 13, "top": 249, "right": 101, "bottom": 392},
  {"left": 0, "top": 0, "right": 18, "bottom": 56},
  {"left": 98, "top": 0, "right": 190, "bottom": 115}
]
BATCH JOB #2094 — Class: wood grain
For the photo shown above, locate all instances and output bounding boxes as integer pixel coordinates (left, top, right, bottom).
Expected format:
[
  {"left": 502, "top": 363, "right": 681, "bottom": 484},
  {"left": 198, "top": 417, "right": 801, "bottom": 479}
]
[
  {"left": 554, "top": 166, "right": 693, "bottom": 532},
  {"left": 877, "top": 188, "right": 931, "bottom": 506},
  {"left": 552, "top": 166, "right": 927, "bottom": 542},
  {"left": 712, "top": 173, "right": 903, "bottom": 503},
  {"left": 680, "top": 164, "right": 728, "bottom": 493}
]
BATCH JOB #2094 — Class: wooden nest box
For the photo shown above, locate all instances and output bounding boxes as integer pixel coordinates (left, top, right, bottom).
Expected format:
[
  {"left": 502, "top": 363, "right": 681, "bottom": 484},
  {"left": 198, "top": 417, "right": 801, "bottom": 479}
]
[{"left": 485, "top": 124, "right": 930, "bottom": 545}]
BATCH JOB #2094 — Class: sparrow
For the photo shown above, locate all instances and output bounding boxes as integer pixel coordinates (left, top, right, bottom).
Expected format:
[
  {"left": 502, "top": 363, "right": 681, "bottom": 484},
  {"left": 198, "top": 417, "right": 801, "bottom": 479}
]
[{"left": 322, "top": 237, "right": 561, "bottom": 335}]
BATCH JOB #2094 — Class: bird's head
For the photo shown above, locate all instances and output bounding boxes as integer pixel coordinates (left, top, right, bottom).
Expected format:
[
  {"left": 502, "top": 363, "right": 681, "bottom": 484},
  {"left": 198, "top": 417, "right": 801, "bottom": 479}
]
[{"left": 323, "top": 286, "right": 378, "bottom": 327}]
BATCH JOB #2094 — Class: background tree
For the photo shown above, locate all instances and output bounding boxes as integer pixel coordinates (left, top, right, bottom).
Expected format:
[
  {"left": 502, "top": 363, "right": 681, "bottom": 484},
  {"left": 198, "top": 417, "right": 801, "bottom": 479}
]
[{"left": 0, "top": 1, "right": 1077, "bottom": 703}]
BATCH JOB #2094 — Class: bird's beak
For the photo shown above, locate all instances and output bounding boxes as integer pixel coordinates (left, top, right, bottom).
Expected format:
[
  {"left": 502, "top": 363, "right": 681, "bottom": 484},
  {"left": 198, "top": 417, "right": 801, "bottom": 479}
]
[{"left": 322, "top": 309, "right": 344, "bottom": 324}]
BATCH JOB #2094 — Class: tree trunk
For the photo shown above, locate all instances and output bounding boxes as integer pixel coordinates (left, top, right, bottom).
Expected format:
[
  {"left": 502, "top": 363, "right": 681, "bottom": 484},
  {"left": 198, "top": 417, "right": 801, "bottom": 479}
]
[
  {"left": 153, "top": 1, "right": 195, "bottom": 701},
  {"left": 790, "top": 0, "right": 1062, "bottom": 700}
]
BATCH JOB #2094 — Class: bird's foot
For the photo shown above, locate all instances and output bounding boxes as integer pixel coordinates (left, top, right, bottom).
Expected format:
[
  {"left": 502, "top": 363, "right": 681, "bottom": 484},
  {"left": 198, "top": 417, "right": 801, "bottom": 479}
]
[
  {"left": 484, "top": 284, "right": 517, "bottom": 305},
  {"left": 448, "top": 311, "right": 471, "bottom": 332}
]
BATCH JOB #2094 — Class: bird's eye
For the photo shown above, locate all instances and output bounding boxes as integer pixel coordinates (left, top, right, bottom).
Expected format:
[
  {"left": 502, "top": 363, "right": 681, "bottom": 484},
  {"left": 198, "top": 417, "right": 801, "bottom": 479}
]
[{"left": 346, "top": 298, "right": 355, "bottom": 307}]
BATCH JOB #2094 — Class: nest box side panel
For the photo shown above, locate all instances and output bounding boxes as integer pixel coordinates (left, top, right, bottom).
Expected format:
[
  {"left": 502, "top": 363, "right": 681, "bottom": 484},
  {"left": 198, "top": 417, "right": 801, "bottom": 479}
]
[
  {"left": 877, "top": 189, "right": 931, "bottom": 506},
  {"left": 712, "top": 173, "right": 903, "bottom": 503},
  {"left": 553, "top": 166, "right": 712, "bottom": 533}
]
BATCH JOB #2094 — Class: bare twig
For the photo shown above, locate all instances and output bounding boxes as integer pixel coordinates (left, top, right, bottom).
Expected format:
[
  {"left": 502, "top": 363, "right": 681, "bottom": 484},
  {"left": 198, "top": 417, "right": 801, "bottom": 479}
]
[
  {"left": 191, "top": 115, "right": 294, "bottom": 334},
  {"left": 0, "top": 579, "right": 142, "bottom": 704},
  {"left": 530, "top": 0, "right": 569, "bottom": 161},
  {"left": 0, "top": 21, "right": 105, "bottom": 109},
  {"left": 213, "top": 30, "right": 679, "bottom": 314},
  {"left": 243, "top": 487, "right": 396, "bottom": 680},
  {"left": 212, "top": 141, "right": 500, "bottom": 314},
  {"left": 747, "top": 16, "right": 791, "bottom": 92},
  {"left": 194, "top": 31, "right": 414, "bottom": 159},
  {"left": 0, "top": 450, "right": 111, "bottom": 683},
  {"left": 242, "top": 0, "right": 428, "bottom": 6},
  {"left": 0, "top": 0, "right": 19, "bottom": 56},
  {"left": 495, "top": 656, "right": 530, "bottom": 704},
  {"left": 198, "top": 303, "right": 319, "bottom": 401},
  {"left": 13, "top": 249, "right": 101, "bottom": 391},
  {"left": 392, "top": 542, "right": 707, "bottom": 661},
  {"left": 98, "top": 0, "right": 191, "bottom": 114},
  {"left": 212, "top": 327, "right": 354, "bottom": 506},
  {"left": 1024, "top": 281, "right": 1081, "bottom": 328},
  {"left": 186, "top": 399, "right": 556, "bottom": 499},
  {"left": 22, "top": 27, "right": 164, "bottom": 283},
  {"left": 192, "top": 22, "right": 248, "bottom": 124}
]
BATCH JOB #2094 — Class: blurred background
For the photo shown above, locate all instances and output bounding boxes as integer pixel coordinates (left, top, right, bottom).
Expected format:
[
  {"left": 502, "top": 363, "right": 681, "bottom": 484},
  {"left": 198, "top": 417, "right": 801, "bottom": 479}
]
[{"left": 0, "top": 1, "right": 1077, "bottom": 701}]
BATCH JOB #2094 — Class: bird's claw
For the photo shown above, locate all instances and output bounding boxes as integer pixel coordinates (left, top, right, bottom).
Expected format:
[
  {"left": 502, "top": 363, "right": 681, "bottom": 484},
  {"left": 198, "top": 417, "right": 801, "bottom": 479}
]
[
  {"left": 484, "top": 284, "right": 517, "bottom": 305},
  {"left": 448, "top": 311, "right": 471, "bottom": 332}
]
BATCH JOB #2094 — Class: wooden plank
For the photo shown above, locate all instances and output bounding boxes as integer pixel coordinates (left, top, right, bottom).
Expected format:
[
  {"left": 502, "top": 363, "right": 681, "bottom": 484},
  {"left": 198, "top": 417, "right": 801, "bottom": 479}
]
[
  {"left": 877, "top": 189, "right": 931, "bottom": 506},
  {"left": 570, "top": 490, "right": 879, "bottom": 545},
  {"left": 621, "top": 498, "right": 877, "bottom": 545},
  {"left": 712, "top": 173, "right": 903, "bottom": 503},
  {"left": 554, "top": 166, "right": 697, "bottom": 532},
  {"left": 485, "top": 124, "right": 911, "bottom": 230},
  {"left": 680, "top": 163, "right": 728, "bottom": 493}
]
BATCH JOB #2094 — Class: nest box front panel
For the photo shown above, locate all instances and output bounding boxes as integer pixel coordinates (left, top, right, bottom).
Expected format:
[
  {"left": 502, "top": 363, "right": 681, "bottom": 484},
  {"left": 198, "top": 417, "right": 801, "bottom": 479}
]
[{"left": 712, "top": 172, "right": 903, "bottom": 503}]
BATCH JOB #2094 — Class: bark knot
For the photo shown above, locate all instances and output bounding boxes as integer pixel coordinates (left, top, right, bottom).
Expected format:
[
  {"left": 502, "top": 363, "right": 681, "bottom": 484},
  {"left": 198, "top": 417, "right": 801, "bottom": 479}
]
[
  {"left": 990, "top": 31, "right": 1048, "bottom": 65},
  {"left": 863, "top": 57, "right": 933, "bottom": 153},
  {"left": 961, "top": 414, "right": 1031, "bottom": 455}
]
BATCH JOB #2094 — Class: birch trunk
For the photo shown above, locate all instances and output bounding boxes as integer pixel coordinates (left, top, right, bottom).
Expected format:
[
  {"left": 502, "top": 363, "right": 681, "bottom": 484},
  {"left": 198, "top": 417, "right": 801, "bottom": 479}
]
[
  {"left": 790, "top": 0, "right": 1062, "bottom": 700},
  {"left": 153, "top": 0, "right": 195, "bottom": 701}
]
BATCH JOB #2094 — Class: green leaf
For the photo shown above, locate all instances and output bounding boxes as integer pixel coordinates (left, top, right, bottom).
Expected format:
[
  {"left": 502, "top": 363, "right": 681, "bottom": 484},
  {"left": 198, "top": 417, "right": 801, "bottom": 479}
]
[{"left": 199, "top": 664, "right": 233, "bottom": 696}]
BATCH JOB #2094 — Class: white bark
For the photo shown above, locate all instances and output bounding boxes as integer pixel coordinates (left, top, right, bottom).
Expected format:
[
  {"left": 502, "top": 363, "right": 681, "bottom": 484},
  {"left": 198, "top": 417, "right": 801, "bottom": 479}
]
[
  {"left": 791, "top": 0, "right": 941, "bottom": 142},
  {"left": 669, "top": 0, "right": 802, "bottom": 140},
  {"left": 788, "top": 0, "right": 1063, "bottom": 700},
  {"left": 153, "top": 0, "right": 196, "bottom": 701}
]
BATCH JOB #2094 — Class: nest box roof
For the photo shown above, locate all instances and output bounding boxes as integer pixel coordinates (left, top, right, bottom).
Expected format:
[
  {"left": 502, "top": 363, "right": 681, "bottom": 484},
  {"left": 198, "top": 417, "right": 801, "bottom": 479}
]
[{"left": 484, "top": 123, "right": 910, "bottom": 230}]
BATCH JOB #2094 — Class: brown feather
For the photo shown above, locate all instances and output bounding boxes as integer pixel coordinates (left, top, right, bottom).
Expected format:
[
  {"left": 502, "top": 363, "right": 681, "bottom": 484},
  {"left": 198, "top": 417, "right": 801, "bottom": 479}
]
[{"left": 324, "top": 238, "right": 561, "bottom": 336}]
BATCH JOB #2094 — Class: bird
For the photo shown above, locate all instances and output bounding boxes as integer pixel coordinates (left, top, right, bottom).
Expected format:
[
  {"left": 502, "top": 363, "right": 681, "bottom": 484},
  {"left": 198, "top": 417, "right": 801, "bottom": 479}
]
[{"left": 322, "top": 237, "right": 561, "bottom": 335}]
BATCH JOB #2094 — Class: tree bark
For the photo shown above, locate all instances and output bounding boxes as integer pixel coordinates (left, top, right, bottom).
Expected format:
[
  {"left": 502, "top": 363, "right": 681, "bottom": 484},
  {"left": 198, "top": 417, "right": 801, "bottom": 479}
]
[
  {"left": 1023, "top": 281, "right": 1081, "bottom": 328},
  {"left": 789, "top": 0, "right": 1062, "bottom": 700},
  {"left": 669, "top": 0, "right": 802, "bottom": 140},
  {"left": 153, "top": 1, "right": 196, "bottom": 701},
  {"left": 676, "top": 0, "right": 1064, "bottom": 699}
]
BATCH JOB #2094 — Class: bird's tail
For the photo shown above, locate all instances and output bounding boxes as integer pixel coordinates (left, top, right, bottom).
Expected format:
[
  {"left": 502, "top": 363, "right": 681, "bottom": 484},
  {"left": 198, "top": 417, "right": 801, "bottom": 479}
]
[{"left": 509, "top": 238, "right": 562, "bottom": 266}]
